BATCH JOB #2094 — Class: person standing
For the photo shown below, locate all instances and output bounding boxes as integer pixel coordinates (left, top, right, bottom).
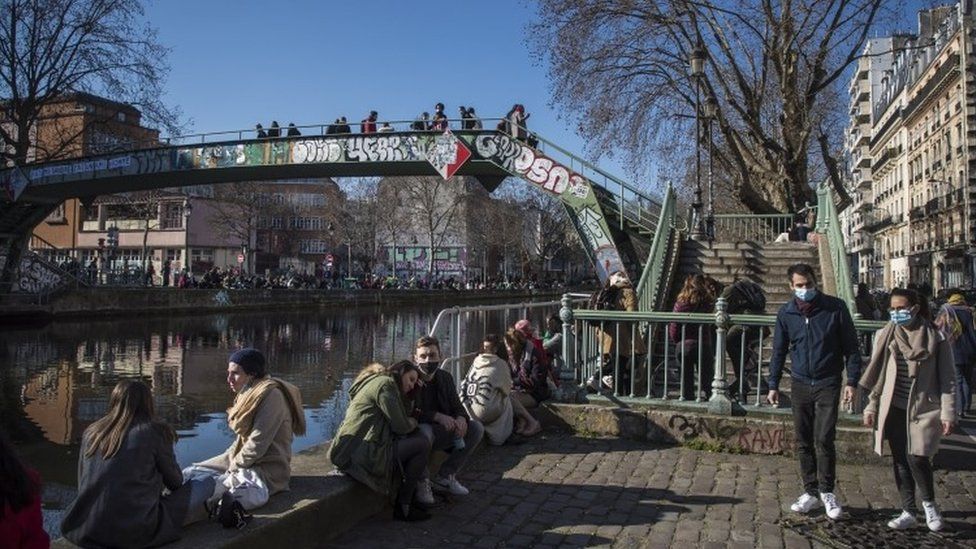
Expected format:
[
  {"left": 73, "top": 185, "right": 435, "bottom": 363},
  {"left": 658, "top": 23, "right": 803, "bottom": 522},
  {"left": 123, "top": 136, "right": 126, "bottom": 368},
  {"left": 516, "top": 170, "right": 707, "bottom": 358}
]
[
  {"left": 722, "top": 277, "right": 768, "bottom": 399},
  {"left": 162, "top": 259, "right": 171, "bottom": 288},
  {"left": 268, "top": 121, "right": 281, "bottom": 138},
  {"left": 590, "top": 270, "right": 646, "bottom": 391},
  {"left": 768, "top": 263, "right": 861, "bottom": 520},
  {"left": 360, "top": 111, "right": 378, "bottom": 134},
  {"left": 669, "top": 273, "right": 716, "bottom": 400},
  {"left": 934, "top": 293, "right": 976, "bottom": 418},
  {"left": 861, "top": 288, "right": 955, "bottom": 531},
  {"left": 431, "top": 103, "right": 448, "bottom": 131}
]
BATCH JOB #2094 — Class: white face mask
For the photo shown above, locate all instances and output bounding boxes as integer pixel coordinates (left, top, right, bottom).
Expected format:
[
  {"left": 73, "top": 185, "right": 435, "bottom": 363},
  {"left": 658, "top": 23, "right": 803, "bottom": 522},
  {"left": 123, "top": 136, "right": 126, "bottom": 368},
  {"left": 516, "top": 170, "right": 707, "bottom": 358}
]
[{"left": 609, "top": 273, "right": 627, "bottom": 287}]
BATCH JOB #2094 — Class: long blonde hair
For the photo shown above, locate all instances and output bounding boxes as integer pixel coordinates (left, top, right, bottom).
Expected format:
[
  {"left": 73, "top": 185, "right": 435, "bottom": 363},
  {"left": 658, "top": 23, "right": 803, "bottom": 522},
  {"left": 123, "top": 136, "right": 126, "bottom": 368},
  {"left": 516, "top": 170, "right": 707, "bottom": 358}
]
[{"left": 85, "top": 380, "right": 174, "bottom": 459}]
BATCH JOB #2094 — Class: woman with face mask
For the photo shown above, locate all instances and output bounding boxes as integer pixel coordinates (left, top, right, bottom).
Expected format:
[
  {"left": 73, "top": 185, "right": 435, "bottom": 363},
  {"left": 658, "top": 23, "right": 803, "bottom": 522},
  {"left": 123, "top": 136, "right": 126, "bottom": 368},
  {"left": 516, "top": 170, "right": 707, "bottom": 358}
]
[
  {"left": 860, "top": 288, "right": 956, "bottom": 532},
  {"left": 328, "top": 361, "right": 431, "bottom": 522}
]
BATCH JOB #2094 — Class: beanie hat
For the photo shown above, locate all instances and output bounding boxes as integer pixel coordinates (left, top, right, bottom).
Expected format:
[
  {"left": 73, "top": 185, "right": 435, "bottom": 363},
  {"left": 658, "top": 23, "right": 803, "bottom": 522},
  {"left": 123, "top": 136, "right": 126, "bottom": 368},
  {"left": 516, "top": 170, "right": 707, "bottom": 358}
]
[
  {"left": 514, "top": 319, "right": 533, "bottom": 335},
  {"left": 229, "top": 348, "right": 266, "bottom": 378}
]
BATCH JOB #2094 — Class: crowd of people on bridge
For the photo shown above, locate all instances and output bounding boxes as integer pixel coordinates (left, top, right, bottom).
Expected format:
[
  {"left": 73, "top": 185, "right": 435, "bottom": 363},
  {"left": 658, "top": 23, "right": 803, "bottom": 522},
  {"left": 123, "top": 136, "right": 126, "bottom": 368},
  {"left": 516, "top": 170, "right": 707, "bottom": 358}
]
[{"left": 254, "top": 102, "right": 538, "bottom": 145}]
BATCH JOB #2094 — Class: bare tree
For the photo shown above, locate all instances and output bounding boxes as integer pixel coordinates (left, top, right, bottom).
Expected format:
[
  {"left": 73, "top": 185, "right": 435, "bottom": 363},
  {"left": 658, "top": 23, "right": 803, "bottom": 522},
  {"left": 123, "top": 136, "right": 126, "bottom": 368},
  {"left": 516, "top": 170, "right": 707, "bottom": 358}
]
[
  {"left": 0, "top": 0, "right": 181, "bottom": 166},
  {"left": 530, "top": 0, "right": 888, "bottom": 214},
  {"left": 339, "top": 178, "right": 382, "bottom": 274},
  {"left": 396, "top": 176, "right": 469, "bottom": 275}
]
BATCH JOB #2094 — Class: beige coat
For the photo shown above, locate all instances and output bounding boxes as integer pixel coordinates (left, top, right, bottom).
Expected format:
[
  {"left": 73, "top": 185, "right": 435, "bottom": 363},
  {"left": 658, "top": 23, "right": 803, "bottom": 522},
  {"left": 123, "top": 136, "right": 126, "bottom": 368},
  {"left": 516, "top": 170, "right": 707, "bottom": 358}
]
[
  {"left": 198, "top": 381, "right": 303, "bottom": 495},
  {"left": 861, "top": 322, "right": 956, "bottom": 457},
  {"left": 598, "top": 285, "right": 647, "bottom": 356}
]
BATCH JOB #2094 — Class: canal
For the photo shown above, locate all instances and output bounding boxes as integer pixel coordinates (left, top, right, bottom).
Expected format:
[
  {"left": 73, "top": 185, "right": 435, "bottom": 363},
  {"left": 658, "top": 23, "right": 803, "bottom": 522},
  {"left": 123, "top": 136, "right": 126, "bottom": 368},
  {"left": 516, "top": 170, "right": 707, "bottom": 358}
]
[{"left": 0, "top": 299, "right": 563, "bottom": 537}]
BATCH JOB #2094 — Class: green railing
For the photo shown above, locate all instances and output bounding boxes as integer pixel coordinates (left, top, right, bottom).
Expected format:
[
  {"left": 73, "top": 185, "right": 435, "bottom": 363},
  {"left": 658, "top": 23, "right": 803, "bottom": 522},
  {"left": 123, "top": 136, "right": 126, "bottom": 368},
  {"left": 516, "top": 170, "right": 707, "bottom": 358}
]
[
  {"left": 557, "top": 293, "right": 885, "bottom": 414},
  {"left": 816, "top": 184, "right": 856, "bottom": 313},
  {"left": 636, "top": 183, "right": 678, "bottom": 311},
  {"left": 712, "top": 214, "right": 795, "bottom": 243}
]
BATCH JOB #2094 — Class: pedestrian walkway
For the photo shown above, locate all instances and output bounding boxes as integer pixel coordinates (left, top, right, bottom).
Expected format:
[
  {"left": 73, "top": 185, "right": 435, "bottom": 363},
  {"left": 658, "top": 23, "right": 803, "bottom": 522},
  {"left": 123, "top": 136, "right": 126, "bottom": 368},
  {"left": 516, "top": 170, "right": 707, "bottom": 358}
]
[{"left": 326, "top": 432, "right": 976, "bottom": 548}]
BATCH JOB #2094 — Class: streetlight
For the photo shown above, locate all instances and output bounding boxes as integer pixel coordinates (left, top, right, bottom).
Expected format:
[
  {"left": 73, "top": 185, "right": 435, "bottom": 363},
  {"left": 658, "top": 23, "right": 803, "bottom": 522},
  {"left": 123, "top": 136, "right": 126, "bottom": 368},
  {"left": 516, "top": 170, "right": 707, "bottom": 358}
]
[
  {"left": 182, "top": 198, "right": 193, "bottom": 276},
  {"left": 689, "top": 44, "right": 707, "bottom": 240},
  {"left": 704, "top": 95, "right": 718, "bottom": 242}
]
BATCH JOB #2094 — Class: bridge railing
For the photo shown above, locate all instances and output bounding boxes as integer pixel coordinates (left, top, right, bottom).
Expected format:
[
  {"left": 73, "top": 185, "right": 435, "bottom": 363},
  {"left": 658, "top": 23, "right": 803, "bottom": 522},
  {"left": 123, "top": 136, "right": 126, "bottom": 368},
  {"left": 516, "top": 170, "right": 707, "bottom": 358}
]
[
  {"left": 815, "top": 184, "right": 856, "bottom": 313},
  {"left": 636, "top": 184, "right": 678, "bottom": 311},
  {"left": 711, "top": 214, "right": 796, "bottom": 243},
  {"left": 558, "top": 293, "right": 886, "bottom": 414}
]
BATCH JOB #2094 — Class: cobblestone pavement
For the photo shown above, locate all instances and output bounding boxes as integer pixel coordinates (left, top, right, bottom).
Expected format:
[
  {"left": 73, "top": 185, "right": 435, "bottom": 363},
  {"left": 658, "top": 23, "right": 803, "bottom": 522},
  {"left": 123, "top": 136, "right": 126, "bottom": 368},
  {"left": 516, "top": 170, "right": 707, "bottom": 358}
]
[{"left": 325, "top": 433, "right": 976, "bottom": 549}]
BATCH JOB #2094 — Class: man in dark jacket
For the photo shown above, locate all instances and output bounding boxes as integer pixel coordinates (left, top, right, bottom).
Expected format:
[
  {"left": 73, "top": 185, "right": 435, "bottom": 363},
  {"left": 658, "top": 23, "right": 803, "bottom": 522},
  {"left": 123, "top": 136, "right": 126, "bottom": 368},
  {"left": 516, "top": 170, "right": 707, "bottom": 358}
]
[
  {"left": 413, "top": 335, "right": 484, "bottom": 504},
  {"left": 768, "top": 263, "right": 860, "bottom": 521},
  {"left": 723, "top": 277, "right": 768, "bottom": 399}
]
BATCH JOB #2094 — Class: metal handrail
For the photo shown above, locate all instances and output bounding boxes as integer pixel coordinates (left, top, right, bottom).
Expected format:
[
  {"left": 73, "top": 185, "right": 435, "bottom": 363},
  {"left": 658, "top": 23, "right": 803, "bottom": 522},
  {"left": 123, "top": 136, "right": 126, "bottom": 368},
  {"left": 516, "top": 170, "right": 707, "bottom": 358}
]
[
  {"left": 636, "top": 183, "right": 677, "bottom": 311},
  {"left": 817, "top": 184, "right": 856, "bottom": 313}
]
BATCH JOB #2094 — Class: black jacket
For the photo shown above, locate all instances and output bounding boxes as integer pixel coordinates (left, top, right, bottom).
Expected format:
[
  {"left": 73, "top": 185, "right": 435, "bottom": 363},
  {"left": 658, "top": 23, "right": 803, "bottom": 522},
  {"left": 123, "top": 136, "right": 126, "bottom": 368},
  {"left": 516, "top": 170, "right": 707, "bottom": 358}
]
[
  {"left": 416, "top": 368, "right": 469, "bottom": 423},
  {"left": 768, "top": 292, "right": 861, "bottom": 390}
]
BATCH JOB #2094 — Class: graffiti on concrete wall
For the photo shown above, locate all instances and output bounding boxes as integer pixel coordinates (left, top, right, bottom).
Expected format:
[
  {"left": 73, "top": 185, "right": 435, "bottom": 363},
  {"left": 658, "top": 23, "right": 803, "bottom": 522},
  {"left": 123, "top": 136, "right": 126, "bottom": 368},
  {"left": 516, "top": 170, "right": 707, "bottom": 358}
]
[
  {"left": 11, "top": 254, "right": 64, "bottom": 294},
  {"left": 736, "top": 425, "right": 786, "bottom": 454}
]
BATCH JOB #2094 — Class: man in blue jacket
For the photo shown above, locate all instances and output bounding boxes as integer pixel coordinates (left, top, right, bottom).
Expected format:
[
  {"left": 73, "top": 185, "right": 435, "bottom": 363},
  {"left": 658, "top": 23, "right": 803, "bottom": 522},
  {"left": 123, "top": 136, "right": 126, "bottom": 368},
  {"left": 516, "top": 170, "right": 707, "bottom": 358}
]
[{"left": 768, "top": 263, "right": 860, "bottom": 521}]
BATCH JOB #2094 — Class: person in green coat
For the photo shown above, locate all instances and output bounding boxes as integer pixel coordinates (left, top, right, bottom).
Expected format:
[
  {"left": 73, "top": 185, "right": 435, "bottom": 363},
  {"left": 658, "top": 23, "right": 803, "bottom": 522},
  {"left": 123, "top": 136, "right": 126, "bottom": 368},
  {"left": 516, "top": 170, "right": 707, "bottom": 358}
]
[{"left": 328, "top": 360, "right": 432, "bottom": 521}]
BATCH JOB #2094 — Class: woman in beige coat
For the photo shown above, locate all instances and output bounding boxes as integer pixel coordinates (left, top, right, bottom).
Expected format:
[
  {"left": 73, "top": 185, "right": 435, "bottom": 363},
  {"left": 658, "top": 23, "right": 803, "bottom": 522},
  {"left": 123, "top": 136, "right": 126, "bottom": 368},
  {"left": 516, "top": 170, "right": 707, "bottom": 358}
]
[
  {"left": 590, "top": 271, "right": 647, "bottom": 392},
  {"left": 860, "top": 288, "right": 955, "bottom": 532}
]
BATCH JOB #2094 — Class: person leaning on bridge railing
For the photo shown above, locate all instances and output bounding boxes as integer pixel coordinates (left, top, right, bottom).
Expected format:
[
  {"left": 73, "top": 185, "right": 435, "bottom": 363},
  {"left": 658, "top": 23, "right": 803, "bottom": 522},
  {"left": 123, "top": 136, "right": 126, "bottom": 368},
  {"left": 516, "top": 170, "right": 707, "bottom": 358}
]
[{"left": 589, "top": 271, "right": 646, "bottom": 392}]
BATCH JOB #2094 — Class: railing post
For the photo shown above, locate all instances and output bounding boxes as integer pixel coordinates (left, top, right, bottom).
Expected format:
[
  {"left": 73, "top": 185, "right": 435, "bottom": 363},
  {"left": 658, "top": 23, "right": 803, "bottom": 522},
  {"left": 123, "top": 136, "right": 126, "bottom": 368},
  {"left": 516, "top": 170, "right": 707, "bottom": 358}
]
[
  {"left": 555, "top": 293, "right": 586, "bottom": 403},
  {"left": 708, "top": 297, "right": 735, "bottom": 415}
]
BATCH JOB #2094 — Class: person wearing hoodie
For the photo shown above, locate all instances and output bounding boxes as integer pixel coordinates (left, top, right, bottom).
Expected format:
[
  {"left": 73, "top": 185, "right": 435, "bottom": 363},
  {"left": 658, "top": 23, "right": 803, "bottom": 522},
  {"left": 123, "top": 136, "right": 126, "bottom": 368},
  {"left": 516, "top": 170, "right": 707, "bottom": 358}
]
[
  {"left": 460, "top": 334, "right": 541, "bottom": 445},
  {"left": 329, "top": 361, "right": 431, "bottom": 522},
  {"left": 188, "top": 348, "right": 306, "bottom": 510},
  {"left": 590, "top": 270, "right": 646, "bottom": 392},
  {"left": 861, "top": 288, "right": 955, "bottom": 531}
]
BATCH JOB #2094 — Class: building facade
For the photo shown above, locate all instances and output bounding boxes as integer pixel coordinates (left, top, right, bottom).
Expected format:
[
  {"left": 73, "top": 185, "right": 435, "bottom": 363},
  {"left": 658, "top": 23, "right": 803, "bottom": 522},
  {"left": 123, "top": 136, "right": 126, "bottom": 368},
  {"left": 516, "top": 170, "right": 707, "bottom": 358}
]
[{"left": 844, "top": 4, "right": 976, "bottom": 292}]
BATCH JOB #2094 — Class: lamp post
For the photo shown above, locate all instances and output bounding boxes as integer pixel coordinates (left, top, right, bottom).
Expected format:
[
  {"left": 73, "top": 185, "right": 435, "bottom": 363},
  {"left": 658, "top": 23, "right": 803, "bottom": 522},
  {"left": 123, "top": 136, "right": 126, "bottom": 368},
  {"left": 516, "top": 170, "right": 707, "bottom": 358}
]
[
  {"left": 689, "top": 45, "right": 707, "bottom": 240},
  {"left": 704, "top": 95, "right": 717, "bottom": 242},
  {"left": 182, "top": 198, "right": 193, "bottom": 277}
]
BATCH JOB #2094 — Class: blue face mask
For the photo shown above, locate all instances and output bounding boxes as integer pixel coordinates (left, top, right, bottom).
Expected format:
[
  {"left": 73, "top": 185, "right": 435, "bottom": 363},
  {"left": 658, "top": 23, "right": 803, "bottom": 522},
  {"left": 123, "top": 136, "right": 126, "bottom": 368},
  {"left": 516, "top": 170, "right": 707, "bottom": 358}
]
[
  {"left": 890, "top": 309, "right": 913, "bottom": 326},
  {"left": 794, "top": 288, "right": 817, "bottom": 302}
]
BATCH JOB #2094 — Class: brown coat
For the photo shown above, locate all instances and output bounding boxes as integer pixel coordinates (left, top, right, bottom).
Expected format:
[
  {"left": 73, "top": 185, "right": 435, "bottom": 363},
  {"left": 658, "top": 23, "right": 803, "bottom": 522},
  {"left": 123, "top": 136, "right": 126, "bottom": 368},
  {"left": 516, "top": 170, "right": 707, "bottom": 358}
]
[
  {"left": 861, "top": 322, "right": 956, "bottom": 457},
  {"left": 598, "top": 285, "right": 647, "bottom": 356}
]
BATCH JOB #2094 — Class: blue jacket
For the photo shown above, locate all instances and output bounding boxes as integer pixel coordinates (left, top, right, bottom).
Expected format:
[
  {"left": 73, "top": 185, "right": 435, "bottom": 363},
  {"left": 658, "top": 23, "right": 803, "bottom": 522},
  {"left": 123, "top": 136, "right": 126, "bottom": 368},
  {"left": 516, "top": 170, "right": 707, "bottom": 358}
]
[{"left": 768, "top": 293, "right": 861, "bottom": 390}]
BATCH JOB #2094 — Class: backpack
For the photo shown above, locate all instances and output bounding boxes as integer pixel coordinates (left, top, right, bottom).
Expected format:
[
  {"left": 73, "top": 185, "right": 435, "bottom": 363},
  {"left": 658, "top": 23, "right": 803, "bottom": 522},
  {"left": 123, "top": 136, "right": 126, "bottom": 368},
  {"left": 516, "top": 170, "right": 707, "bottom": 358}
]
[
  {"left": 723, "top": 280, "right": 766, "bottom": 314},
  {"left": 213, "top": 492, "right": 252, "bottom": 530}
]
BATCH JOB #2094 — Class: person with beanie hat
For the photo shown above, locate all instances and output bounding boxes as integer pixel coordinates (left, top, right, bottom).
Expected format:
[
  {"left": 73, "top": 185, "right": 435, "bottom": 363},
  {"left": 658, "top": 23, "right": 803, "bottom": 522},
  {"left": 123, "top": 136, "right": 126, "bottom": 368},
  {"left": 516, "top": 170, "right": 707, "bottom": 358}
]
[{"left": 184, "top": 348, "right": 306, "bottom": 511}]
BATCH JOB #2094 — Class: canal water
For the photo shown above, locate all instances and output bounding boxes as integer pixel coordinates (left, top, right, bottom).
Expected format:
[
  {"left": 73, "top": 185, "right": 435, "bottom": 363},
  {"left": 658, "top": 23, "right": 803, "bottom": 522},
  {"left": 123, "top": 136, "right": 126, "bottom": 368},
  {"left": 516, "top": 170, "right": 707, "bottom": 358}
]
[{"left": 0, "top": 300, "right": 561, "bottom": 537}]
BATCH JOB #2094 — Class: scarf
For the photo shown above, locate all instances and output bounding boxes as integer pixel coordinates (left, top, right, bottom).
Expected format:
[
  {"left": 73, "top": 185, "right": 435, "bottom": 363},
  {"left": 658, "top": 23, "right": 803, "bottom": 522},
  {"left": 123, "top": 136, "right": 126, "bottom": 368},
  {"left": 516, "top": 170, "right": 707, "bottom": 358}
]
[
  {"left": 228, "top": 377, "right": 307, "bottom": 440},
  {"left": 860, "top": 319, "right": 938, "bottom": 395},
  {"left": 794, "top": 296, "right": 819, "bottom": 318}
]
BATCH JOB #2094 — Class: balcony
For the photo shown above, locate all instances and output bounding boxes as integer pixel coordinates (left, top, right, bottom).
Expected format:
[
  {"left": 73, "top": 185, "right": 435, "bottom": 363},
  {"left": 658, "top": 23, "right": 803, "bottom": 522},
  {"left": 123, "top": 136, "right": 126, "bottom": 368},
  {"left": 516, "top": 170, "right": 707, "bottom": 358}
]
[
  {"left": 925, "top": 199, "right": 940, "bottom": 215},
  {"left": 863, "top": 211, "right": 893, "bottom": 231},
  {"left": 909, "top": 207, "right": 926, "bottom": 220}
]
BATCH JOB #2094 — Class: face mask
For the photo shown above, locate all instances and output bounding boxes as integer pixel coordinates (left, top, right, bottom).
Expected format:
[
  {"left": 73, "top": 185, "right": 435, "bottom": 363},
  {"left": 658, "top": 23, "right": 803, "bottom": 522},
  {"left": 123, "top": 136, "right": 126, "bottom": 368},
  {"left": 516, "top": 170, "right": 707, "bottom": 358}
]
[
  {"left": 794, "top": 288, "right": 817, "bottom": 301},
  {"left": 890, "top": 309, "right": 913, "bottom": 326},
  {"left": 418, "top": 361, "right": 440, "bottom": 378}
]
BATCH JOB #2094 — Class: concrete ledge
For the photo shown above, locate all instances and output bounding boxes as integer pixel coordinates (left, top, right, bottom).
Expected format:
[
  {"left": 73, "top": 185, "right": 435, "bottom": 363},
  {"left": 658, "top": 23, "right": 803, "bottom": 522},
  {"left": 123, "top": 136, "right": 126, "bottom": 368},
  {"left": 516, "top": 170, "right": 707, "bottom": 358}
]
[
  {"left": 538, "top": 401, "right": 884, "bottom": 466},
  {"left": 53, "top": 443, "right": 386, "bottom": 548},
  {"left": 2, "top": 288, "right": 563, "bottom": 320}
]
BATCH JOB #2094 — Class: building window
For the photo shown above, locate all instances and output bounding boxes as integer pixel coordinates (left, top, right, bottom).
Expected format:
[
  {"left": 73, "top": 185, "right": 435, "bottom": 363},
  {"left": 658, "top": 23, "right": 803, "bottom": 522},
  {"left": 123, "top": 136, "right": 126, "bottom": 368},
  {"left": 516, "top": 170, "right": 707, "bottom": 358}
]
[
  {"left": 116, "top": 111, "right": 126, "bottom": 122},
  {"left": 161, "top": 204, "right": 184, "bottom": 229},
  {"left": 299, "top": 239, "right": 328, "bottom": 254}
]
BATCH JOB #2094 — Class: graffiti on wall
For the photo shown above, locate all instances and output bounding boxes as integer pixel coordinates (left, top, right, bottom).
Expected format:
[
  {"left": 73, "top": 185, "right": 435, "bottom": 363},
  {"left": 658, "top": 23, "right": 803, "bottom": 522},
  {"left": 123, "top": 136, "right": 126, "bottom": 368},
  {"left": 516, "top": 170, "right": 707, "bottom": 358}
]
[
  {"left": 665, "top": 413, "right": 789, "bottom": 454},
  {"left": 473, "top": 134, "right": 590, "bottom": 198},
  {"left": 8, "top": 254, "right": 64, "bottom": 294}
]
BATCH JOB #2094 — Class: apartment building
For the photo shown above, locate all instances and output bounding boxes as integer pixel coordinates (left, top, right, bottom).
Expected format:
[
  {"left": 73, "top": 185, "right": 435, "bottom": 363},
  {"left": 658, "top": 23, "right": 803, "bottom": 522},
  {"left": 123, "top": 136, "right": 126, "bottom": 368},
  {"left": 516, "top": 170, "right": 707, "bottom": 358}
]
[{"left": 845, "top": 4, "right": 975, "bottom": 291}]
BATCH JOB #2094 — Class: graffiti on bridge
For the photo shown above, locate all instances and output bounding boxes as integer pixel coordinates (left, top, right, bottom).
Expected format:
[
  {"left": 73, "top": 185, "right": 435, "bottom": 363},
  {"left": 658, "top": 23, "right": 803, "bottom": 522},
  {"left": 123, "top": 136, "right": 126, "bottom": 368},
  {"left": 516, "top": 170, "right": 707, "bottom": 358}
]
[{"left": 0, "top": 251, "right": 65, "bottom": 294}]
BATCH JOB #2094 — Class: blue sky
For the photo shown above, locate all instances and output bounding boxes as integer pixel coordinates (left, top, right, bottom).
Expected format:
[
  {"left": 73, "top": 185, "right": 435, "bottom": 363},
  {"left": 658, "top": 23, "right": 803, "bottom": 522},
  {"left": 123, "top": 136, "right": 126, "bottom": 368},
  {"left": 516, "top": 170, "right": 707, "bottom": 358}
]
[{"left": 142, "top": 0, "right": 939, "bottom": 191}]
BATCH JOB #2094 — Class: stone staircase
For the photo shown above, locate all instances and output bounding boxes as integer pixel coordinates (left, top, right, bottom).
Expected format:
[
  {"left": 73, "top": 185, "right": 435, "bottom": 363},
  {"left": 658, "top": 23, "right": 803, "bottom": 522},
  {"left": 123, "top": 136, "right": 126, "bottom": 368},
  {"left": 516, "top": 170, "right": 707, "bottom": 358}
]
[{"left": 672, "top": 240, "right": 821, "bottom": 311}]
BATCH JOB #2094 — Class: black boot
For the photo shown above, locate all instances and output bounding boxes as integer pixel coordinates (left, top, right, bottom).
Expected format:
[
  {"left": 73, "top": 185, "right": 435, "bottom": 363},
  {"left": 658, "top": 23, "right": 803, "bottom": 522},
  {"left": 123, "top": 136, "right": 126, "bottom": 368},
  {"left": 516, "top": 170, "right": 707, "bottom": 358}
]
[{"left": 394, "top": 502, "right": 431, "bottom": 522}]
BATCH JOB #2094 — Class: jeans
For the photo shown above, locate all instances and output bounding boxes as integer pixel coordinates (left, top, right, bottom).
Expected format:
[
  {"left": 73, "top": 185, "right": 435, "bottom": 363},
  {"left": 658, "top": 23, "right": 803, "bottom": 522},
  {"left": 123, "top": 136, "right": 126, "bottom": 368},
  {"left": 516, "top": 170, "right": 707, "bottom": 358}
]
[
  {"left": 394, "top": 431, "right": 432, "bottom": 506},
  {"left": 956, "top": 362, "right": 973, "bottom": 415},
  {"left": 418, "top": 418, "right": 484, "bottom": 477},
  {"left": 726, "top": 326, "right": 763, "bottom": 397},
  {"left": 884, "top": 406, "right": 935, "bottom": 514},
  {"left": 791, "top": 380, "right": 840, "bottom": 496}
]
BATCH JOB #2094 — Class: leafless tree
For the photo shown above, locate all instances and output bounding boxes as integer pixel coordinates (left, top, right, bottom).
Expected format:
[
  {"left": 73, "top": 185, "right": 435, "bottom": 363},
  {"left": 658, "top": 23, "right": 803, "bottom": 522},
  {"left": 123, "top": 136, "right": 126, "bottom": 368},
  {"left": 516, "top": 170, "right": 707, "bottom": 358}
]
[
  {"left": 530, "top": 0, "right": 888, "bottom": 214},
  {"left": 396, "top": 176, "right": 469, "bottom": 275},
  {"left": 0, "top": 0, "right": 181, "bottom": 166}
]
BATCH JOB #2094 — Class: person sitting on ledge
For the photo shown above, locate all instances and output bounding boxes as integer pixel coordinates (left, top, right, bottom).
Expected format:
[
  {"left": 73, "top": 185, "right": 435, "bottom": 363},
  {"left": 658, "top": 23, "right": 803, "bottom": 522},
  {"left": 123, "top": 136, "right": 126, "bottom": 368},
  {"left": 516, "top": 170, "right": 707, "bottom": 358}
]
[
  {"left": 61, "top": 380, "right": 213, "bottom": 548},
  {"left": 412, "top": 335, "right": 484, "bottom": 505},
  {"left": 184, "top": 348, "right": 305, "bottom": 511},
  {"left": 505, "top": 328, "right": 552, "bottom": 408},
  {"left": 329, "top": 361, "right": 432, "bottom": 522},
  {"left": 460, "top": 334, "right": 542, "bottom": 446}
]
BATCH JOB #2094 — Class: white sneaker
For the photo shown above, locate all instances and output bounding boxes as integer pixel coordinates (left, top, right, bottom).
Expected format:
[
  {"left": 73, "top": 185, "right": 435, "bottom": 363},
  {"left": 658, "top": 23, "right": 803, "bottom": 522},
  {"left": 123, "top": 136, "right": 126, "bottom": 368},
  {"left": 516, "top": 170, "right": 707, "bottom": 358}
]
[
  {"left": 820, "top": 492, "right": 842, "bottom": 519},
  {"left": 922, "top": 501, "right": 944, "bottom": 532},
  {"left": 432, "top": 474, "right": 469, "bottom": 496},
  {"left": 790, "top": 493, "right": 821, "bottom": 514},
  {"left": 415, "top": 478, "right": 435, "bottom": 504},
  {"left": 602, "top": 375, "right": 614, "bottom": 389},
  {"left": 586, "top": 375, "right": 600, "bottom": 391},
  {"left": 887, "top": 510, "right": 917, "bottom": 530}
]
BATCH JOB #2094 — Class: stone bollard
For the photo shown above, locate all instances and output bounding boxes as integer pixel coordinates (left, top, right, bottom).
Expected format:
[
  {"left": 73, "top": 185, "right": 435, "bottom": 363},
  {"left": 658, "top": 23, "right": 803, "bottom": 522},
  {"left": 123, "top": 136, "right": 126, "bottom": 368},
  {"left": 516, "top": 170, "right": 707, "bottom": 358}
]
[
  {"left": 708, "top": 296, "right": 735, "bottom": 415},
  {"left": 554, "top": 293, "right": 587, "bottom": 403}
]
